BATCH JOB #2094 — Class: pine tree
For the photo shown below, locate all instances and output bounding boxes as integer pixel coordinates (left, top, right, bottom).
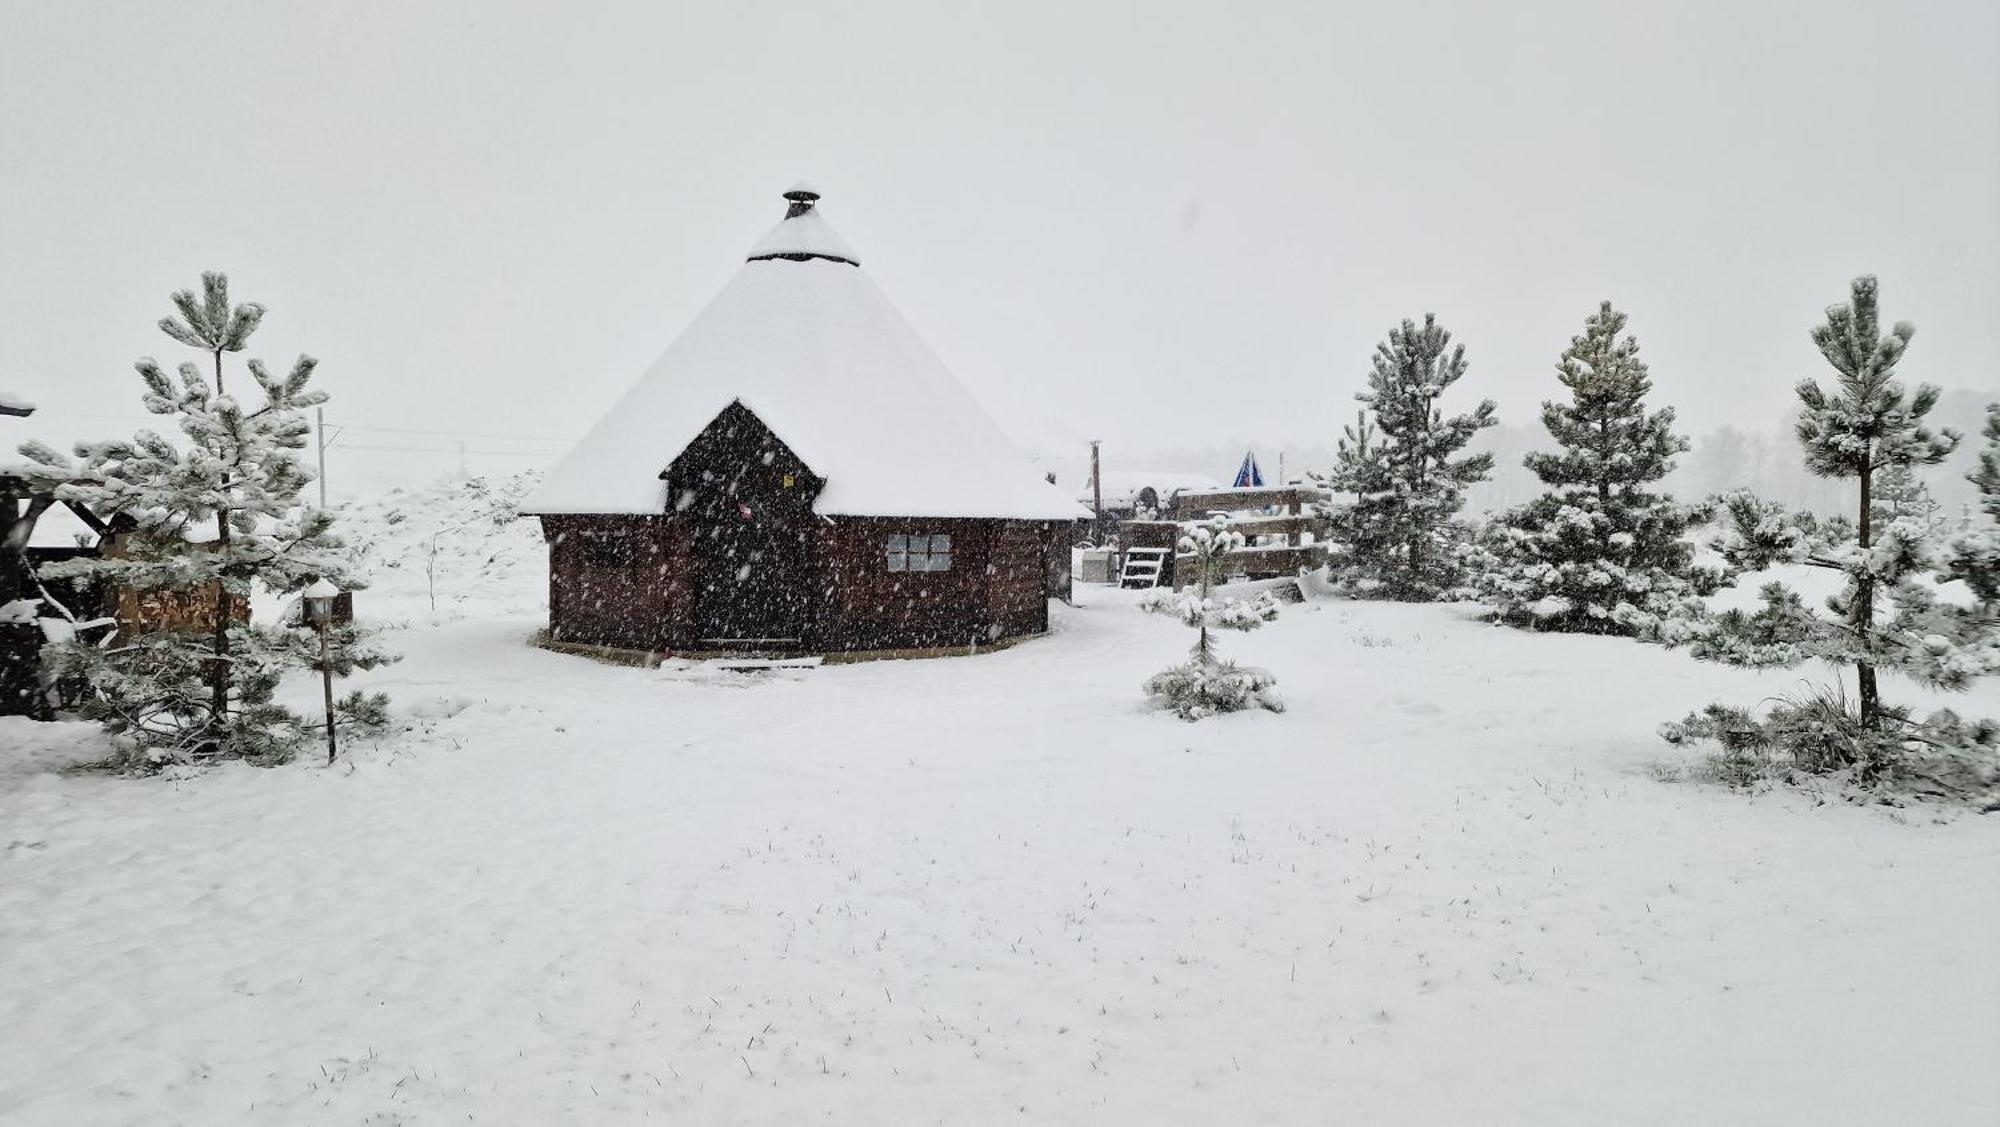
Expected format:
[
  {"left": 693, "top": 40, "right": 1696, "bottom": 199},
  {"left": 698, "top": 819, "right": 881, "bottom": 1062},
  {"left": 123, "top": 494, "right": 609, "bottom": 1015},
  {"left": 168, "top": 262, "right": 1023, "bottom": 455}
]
[
  {"left": 1320, "top": 315, "right": 1496, "bottom": 600},
  {"left": 19, "top": 272, "right": 393, "bottom": 766},
  {"left": 1474, "top": 302, "right": 1722, "bottom": 637},
  {"left": 1138, "top": 517, "right": 1283, "bottom": 720},
  {"left": 1332, "top": 409, "right": 1381, "bottom": 507},
  {"left": 1868, "top": 462, "right": 1941, "bottom": 531},
  {"left": 1946, "top": 406, "right": 2000, "bottom": 609},
  {"left": 1664, "top": 277, "right": 1990, "bottom": 796},
  {"left": 1900, "top": 404, "right": 2000, "bottom": 672}
]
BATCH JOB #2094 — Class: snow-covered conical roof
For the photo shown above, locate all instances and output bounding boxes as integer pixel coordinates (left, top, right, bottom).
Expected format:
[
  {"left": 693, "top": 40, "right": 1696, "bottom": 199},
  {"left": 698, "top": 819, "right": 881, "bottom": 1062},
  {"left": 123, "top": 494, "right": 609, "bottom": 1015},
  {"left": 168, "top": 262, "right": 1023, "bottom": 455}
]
[{"left": 523, "top": 189, "right": 1084, "bottom": 521}]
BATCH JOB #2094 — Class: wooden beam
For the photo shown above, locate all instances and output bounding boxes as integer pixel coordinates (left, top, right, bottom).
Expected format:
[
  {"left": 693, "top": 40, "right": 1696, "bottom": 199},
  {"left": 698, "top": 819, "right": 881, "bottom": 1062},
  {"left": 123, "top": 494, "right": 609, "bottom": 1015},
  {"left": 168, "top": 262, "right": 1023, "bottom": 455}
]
[{"left": 61, "top": 499, "right": 109, "bottom": 537}]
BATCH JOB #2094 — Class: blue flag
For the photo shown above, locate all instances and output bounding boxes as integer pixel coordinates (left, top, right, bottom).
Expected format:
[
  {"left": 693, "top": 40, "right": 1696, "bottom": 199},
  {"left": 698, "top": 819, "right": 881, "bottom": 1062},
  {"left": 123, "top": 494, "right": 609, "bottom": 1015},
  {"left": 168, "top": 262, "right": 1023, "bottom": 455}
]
[{"left": 1233, "top": 451, "right": 1264, "bottom": 488}]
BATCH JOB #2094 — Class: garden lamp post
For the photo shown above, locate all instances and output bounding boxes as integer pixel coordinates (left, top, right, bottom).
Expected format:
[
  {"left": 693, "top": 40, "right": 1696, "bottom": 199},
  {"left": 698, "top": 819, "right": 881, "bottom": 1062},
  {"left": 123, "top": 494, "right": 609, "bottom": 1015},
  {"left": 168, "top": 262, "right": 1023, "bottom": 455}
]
[{"left": 303, "top": 578, "right": 341, "bottom": 764}]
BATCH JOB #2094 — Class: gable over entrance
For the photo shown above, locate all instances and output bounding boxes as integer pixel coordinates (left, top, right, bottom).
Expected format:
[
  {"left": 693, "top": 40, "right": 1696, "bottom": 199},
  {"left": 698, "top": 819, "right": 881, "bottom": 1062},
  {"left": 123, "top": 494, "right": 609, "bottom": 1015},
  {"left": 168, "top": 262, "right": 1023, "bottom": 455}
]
[{"left": 666, "top": 401, "right": 822, "bottom": 645}]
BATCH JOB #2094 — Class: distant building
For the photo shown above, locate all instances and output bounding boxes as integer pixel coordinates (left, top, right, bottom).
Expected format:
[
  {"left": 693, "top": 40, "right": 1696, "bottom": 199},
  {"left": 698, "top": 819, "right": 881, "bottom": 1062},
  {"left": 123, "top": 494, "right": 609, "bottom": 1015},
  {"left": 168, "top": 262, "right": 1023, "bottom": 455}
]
[
  {"left": 1074, "top": 469, "right": 1223, "bottom": 545},
  {"left": 1079, "top": 470, "right": 1225, "bottom": 519},
  {"left": 523, "top": 187, "right": 1083, "bottom": 655}
]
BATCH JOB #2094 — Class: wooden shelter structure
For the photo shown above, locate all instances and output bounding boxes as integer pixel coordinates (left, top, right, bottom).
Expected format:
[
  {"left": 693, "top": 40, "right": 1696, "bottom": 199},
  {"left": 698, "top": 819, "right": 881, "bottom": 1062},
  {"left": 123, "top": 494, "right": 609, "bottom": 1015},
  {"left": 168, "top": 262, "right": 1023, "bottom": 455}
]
[{"left": 522, "top": 186, "right": 1084, "bottom": 656}]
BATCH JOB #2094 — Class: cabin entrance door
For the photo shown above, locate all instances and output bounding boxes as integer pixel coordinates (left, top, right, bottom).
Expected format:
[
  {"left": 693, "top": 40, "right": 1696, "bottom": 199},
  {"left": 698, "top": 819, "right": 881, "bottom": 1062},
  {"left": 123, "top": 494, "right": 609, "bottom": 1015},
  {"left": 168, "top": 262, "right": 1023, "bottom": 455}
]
[{"left": 692, "top": 496, "right": 809, "bottom": 649}]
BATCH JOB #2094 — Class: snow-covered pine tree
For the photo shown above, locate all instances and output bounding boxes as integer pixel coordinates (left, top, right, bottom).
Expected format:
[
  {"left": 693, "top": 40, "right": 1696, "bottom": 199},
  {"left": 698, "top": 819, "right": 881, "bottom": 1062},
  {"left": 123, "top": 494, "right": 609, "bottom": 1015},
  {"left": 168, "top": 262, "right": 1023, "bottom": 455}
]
[
  {"left": 1868, "top": 462, "right": 1942, "bottom": 532},
  {"left": 1472, "top": 302, "right": 1723, "bottom": 637},
  {"left": 1662, "top": 277, "right": 1996, "bottom": 798},
  {"left": 1138, "top": 517, "right": 1283, "bottom": 720},
  {"left": 1320, "top": 315, "right": 1496, "bottom": 600},
  {"left": 1946, "top": 405, "right": 2000, "bottom": 610},
  {"left": 1314, "top": 409, "right": 1388, "bottom": 579},
  {"left": 1331, "top": 409, "right": 1381, "bottom": 508},
  {"left": 20, "top": 272, "right": 392, "bottom": 767},
  {"left": 1886, "top": 405, "right": 2000, "bottom": 685}
]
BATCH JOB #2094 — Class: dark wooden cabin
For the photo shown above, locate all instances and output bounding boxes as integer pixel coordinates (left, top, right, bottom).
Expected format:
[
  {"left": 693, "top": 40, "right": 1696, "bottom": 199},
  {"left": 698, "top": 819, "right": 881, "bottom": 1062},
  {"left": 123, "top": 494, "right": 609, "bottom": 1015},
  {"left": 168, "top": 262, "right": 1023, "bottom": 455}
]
[{"left": 523, "top": 187, "right": 1082, "bottom": 656}]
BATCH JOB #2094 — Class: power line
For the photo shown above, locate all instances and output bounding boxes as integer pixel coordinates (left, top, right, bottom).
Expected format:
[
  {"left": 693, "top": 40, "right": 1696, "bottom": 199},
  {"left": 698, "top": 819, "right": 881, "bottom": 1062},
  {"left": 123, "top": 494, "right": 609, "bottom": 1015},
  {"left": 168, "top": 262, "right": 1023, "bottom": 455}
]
[
  {"left": 335, "top": 422, "right": 576, "bottom": 444},
  {"left": 340, "top": 443, "right": 563, "bottom": 457},
  {"left": 16, "top": 408, "right": 577, "bottom": 446}
]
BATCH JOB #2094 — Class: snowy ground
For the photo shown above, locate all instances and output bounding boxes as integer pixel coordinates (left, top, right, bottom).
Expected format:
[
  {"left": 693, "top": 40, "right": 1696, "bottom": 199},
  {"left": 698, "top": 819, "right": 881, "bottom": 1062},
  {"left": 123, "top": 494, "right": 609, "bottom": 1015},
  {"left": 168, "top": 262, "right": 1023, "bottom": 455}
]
[{"left": 3, "top": 498, "right": 1998, "bottom": 1124}]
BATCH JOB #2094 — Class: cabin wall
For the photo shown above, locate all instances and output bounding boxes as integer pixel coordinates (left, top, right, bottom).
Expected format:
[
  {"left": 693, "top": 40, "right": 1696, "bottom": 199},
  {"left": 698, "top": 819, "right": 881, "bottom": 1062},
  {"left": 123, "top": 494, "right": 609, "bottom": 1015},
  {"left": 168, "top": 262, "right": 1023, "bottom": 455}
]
[
  {"left": 815, "top": 517, "right": 987, "bottom": 650},
  {"left": 540, "top": 512, "right": 1058, "bottom": 655},
  {"left": 1040, "top": 522, "right": 1072, "bottom": 605},
  {"left": 541, "top": 515, "right": 694, "bottom": 651},
  {"left": 985, "top": 520, "right": 1051, "bottom": 640},
  {"left": 812, "top": 517, "right": 1051, "bottom": 650}
]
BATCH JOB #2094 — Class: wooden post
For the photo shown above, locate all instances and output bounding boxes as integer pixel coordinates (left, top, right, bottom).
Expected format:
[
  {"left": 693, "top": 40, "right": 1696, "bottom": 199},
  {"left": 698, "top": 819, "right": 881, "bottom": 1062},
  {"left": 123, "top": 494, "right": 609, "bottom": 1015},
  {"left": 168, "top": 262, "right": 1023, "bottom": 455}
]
[
  {"left": 1289, "top": 490, "right": 1303, "bottom": 567},
  {"left": 319, "top": 618, "right": 337, "bottom": 765}
]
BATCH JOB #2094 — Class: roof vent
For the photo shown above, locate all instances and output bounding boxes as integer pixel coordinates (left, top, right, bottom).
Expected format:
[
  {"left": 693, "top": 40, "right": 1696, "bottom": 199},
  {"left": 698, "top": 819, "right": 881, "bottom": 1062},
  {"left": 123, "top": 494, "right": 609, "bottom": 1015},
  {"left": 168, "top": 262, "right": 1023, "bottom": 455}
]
[
  {"left": 746, "top": 182, "right": 860, "bottom": 267},
  {"left": 782, "top": 182, "right": 820, "bottom": 219}
]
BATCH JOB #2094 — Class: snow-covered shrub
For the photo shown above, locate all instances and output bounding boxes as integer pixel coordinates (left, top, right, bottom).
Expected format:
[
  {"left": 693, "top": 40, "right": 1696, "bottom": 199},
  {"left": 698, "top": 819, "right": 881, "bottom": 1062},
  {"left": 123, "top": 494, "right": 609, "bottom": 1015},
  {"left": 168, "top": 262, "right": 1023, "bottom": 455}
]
[
  {"left": 1662, "top": 689, "right": 1999, "bottom": 807},
  {"left": 1139, "top": 518, "right": 1284, "bottom": 720},
  {"left": 24, "top": 272, "right": 394, "bottom": 769}
]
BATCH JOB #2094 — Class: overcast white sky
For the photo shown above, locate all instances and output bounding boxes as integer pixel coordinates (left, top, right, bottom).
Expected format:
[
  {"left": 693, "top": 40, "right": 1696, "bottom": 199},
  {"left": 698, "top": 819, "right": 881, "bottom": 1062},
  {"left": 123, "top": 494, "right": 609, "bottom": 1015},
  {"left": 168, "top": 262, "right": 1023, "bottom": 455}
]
[{"left": 3, "top": 0, "right": 1996, "bottom": 493}]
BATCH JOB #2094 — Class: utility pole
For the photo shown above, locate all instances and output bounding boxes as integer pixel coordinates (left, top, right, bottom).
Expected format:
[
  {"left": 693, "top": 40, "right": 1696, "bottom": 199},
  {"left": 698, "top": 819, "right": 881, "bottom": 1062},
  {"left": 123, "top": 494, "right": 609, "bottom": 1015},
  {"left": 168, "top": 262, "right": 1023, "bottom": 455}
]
[
  {"left": 315, "top": 407, "right": 328, "bottom": 508},
  {"left": 1089, "top": 439, "right": 1103, "bottom": 539}
]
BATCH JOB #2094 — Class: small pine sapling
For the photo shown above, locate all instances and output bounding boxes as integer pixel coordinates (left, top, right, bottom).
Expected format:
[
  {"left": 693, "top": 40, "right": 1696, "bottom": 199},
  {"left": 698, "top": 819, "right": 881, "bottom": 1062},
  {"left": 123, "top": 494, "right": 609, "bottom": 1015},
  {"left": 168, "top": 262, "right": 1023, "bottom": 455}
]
[
  {"left": 1138, "top": 517, "right": 1284, "bottom": 720},
  {"left": 24, "top": 272, "right": 395, "bottom": 769}
]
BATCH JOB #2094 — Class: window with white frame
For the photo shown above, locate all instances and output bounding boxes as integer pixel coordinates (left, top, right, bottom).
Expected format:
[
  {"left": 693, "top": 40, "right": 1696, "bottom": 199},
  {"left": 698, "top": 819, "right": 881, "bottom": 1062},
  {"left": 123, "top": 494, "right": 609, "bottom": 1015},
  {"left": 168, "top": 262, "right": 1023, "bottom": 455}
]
[{"left": 886, "top": 533, "right": 952, "bottom": 572}]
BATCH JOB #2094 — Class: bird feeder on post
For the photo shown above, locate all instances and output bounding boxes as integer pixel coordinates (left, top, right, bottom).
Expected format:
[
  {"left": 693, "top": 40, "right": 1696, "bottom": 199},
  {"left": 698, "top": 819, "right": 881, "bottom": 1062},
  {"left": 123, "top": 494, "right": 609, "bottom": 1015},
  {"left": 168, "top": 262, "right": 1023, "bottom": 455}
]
[{"left": 302, "top": 578, "right": 341, "bottom": 764}]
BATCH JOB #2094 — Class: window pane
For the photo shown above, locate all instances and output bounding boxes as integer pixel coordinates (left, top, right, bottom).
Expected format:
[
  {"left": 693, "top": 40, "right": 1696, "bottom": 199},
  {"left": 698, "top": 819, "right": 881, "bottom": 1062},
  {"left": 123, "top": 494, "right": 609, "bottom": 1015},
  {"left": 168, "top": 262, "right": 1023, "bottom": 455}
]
[
  {"left": 929, "top": 551, "right": 952, "bottom": 572},
  {"left": 887, "top": 550, "right": 906, "bottom": 571},
  {"left": 887, "top": 534, "right": 907, "bottom": 551},
  {"left": 930, "top": 534, "right": 952, "bottom": 554}
]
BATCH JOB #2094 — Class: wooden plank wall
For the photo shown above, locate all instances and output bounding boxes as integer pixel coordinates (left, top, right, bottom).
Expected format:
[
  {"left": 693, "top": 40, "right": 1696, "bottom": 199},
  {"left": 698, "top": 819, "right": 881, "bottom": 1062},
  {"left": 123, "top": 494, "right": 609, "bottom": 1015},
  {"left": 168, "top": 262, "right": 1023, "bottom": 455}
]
[
  {"left": 543, "top": 514, "right": 1059, "bottom": 654},
  {"left": 542, "top": 515, "right": 693, "bottom": 651}
]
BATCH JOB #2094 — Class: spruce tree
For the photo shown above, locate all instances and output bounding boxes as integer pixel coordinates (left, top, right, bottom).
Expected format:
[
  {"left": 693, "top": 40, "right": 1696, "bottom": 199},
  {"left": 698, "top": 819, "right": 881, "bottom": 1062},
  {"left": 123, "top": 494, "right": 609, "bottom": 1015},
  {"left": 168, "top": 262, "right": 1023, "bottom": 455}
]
[
  {"left": 1320, "top": 315, "right": 1496, "bottom": 600},
  {"left": 1664, "top": 278, "right": 1991, "bottom": 797},
  {"left": 19, "top": 272, "right": 392, "bottom": 766},
  {"left": 1474, "top": 302, "right": 1722, "bottom": 637}
]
